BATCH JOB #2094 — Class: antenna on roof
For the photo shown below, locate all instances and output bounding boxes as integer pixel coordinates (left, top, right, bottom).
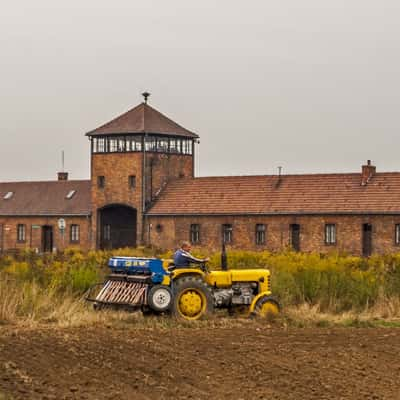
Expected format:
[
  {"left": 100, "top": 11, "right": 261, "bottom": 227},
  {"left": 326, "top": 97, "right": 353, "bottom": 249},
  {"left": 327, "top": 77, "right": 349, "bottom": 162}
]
[
  {"left": 142, "top": 92, "right": 151, "bottom": 104},
  {"left": 62, "top": 150, "right": 65, "bottom": 172},
  {"left": 275, "top": 166, "right": 283, "bottom": 189}
]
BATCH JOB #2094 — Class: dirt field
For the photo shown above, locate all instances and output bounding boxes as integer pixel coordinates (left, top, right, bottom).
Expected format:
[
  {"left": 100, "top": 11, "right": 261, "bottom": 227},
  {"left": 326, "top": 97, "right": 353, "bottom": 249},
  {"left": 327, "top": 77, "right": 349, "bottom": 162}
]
[{"left": 0, "top": 322, "right": 399, "bottom": 400}]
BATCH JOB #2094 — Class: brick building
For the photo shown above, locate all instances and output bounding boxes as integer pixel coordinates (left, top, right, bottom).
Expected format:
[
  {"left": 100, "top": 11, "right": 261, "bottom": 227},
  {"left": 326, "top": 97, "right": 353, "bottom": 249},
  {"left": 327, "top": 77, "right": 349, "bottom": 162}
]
[{"left": 1, "top": 96, "right": 400, "bottom": 256}]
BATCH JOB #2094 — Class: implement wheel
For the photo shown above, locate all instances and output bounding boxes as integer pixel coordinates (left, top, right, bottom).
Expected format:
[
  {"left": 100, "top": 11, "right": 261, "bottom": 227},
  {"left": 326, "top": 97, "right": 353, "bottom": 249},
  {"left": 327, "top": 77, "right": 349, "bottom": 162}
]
[
  {"left": 172, "top": 276, "right": 214, "bottom": 320},
  {"left": 253, "top": 296, "right": 280, "bottom": 320}
]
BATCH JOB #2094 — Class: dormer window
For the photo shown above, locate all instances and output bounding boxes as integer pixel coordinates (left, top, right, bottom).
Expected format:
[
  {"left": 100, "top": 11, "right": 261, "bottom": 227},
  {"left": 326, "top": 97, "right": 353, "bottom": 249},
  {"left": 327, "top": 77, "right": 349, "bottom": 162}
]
[
  {"left": 66, "top": 190, "right": 76, "bottom": 199},
  {"left": 3, "top": 191, "right": 13, "bottom": 200}
]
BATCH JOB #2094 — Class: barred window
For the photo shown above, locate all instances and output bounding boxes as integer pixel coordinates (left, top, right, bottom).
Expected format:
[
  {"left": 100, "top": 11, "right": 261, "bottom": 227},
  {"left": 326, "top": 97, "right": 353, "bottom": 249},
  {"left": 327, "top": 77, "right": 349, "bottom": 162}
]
[
  {"left": 222, "top": 224, "right": 233, "bottom": 244},
  {"left": 395, "top": 224, "right": 400, "bottom": 245},
  {"left": 70, "top": 224, "right": 80, "bottom": 243},
  {"left": 17, "top": 224, "right": 26, "bottom": 242},
  {"left": 255, "top": 224, "right": 266, "bottom": 245},
  {"left": 190, "top": 224, "right": 200, "bottom": 244},
  {"left": 325, "top": 224, "right": 336, "bottom": 245}
]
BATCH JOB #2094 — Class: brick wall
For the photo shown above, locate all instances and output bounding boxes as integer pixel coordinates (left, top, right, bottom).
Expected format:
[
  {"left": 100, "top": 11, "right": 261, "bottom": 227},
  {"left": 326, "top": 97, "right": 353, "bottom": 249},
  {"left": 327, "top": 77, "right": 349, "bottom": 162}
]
[
  {"left": 145, "top": 153, "right": 193, "bottom": 206},
  {"left": 0, "top": 216, "right": 91, "bottom": 252},
  {"left": 91, "top": 151, "right": 193, "bottom": 246},
  {"left": 147, "top": 214, "right": 400, "bottom": 255},
  {"left": 91, "top": 152, "right": 144, "bottom": 247}
]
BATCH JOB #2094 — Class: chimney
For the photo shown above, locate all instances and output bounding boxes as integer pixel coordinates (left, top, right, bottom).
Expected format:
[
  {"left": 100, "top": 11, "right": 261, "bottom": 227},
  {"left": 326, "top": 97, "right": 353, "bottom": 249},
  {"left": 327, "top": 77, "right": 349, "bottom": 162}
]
[
  {"left": 361, "top": 160, "right": 375, "bottom": 186},
  {"left": 58, "top": 172, "right": 68, "bottom": 181}
]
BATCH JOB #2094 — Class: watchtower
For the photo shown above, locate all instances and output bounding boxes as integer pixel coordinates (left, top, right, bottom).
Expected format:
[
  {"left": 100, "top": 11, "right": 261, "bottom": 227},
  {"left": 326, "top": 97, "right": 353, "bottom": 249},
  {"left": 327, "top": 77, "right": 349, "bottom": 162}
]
[{"left": 86, "top": 93, "right": 198, "bottom": 249}]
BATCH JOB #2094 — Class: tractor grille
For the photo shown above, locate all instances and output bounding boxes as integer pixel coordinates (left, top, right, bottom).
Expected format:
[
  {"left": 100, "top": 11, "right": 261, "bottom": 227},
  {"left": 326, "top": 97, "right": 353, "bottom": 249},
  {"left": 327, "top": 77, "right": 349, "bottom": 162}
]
[
  {"left": 95, "top": 279, "right": 148, "bottom": 306},
  {"left": 267, "top": 275, "right": 271, "bottom": 291}
]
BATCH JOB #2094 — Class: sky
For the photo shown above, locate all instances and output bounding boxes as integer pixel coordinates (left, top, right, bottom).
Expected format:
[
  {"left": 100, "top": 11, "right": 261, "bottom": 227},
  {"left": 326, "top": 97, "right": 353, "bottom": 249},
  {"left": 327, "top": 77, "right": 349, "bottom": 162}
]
[{"left": 1, "top": 0, "right": 400, "bottom": 181}]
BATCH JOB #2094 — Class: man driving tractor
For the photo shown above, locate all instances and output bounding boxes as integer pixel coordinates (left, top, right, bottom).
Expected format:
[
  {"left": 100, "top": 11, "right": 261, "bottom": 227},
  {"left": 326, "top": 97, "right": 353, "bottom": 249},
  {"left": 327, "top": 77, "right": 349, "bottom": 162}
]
[{"left": 173, "top": 241, "right": 210, "bottom": 267}]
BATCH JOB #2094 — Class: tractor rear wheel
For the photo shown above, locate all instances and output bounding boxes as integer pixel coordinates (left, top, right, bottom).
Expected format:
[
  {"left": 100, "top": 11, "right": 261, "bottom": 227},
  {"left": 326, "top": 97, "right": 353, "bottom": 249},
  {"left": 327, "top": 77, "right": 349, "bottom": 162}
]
[
  {"left": 172, "top": 276, "right": 214, "bottom": 320},
  {"left": 253, "top": 296, "right": 280, "bottom": 320}
]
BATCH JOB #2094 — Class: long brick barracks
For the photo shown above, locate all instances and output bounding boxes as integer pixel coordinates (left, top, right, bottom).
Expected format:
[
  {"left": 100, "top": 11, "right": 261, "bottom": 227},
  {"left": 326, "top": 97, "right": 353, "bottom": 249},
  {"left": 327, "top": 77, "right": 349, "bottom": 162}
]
[{"left": 1, "top": 96, "right": 400, "bottom": 256}]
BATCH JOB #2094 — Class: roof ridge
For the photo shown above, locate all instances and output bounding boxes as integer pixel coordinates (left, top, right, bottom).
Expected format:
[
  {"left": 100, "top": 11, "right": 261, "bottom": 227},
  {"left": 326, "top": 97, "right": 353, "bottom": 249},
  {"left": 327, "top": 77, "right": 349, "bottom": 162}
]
[
  {"left": 143, "top": 103, "right": 196, "bottom": 136},
  {"left": 0, "top": 179, "right": 91, "bottom": 184},
  {"left": 85, "top": 103, "right": 144, "bottom": 136},
  {"left": 178, "top": 171, "right": 400, "bottom": 180}
]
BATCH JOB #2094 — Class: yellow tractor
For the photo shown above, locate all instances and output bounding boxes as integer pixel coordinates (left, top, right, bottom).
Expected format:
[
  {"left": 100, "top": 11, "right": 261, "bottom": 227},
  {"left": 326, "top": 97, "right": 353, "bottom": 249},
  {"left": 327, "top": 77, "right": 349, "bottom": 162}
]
[{"left": 87, "top": 249, "right": 280, "bottom": 321}]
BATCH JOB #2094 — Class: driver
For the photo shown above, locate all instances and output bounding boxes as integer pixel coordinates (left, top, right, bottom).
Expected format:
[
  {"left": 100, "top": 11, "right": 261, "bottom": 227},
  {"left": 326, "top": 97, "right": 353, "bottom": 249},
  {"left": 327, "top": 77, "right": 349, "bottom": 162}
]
[{"left": 173, "top": 241, "right": 210, "bottom": 268}]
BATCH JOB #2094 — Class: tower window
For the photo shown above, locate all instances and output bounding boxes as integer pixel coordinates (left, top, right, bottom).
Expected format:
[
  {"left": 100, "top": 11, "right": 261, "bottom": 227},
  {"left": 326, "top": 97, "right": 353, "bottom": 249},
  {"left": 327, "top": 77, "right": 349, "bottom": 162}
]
[
  {"left": 129, "top": 175, "right": 136, "bottom": 189},
  {"left": 222, "top": 224, "right": 233, "bottom": 244},
  {"left": 17, "top": 224, "right": 26, "bottom": 242},
  {"left": 325, "top": 224, "right": 336, "bottom": 245},
  {"left": 126, "top": 137, "right": 142, "bottom": 151},
  {"left": 255, "top": 224, "right": 266, "bottom": 245},
  {"left": 145, "top": 137, "right": 157, "bottom": 152},
  {"left": 118, "top": 138, "right": 125, "bottom": 152},
  {"left": 70, "top": 224, "right": 80, "bottom": 243},
  {"left": 157, "top": 138, "right": 169, "bottom": 152},
  {"left": 97, "top": 176, "right": 105, "bottom": 189},
  {"left": 190, "top": 224, "right": 200, "bottom": 244},
  {"left": 93, "top": 137, "right": 106, "bottom": 153}
]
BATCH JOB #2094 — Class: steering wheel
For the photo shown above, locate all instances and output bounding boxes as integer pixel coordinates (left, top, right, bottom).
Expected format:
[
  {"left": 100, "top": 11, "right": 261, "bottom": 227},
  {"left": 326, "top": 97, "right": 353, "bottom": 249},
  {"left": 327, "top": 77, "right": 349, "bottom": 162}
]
[{"left": 199, "top": 261, "right": 209, "bottom": 273}]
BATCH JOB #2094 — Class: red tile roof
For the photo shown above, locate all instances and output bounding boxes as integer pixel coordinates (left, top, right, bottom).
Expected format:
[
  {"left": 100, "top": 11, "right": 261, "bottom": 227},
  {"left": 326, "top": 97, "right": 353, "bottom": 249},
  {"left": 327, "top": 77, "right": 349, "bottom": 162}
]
[
  {"left": 86, "top": 103, "right": 198, "bottom": 138},
  {"left": 0, "top": 180, "right": 91, "bottom": 216},
  {"left": 147, "top": 173, "right": 400, "bottom": 215}
]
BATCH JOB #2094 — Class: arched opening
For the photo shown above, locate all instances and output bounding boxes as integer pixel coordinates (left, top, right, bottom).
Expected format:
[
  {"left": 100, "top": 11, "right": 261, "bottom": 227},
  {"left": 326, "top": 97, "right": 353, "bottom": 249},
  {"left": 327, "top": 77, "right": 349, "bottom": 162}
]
[{"left": 99, "top": 205, "right": 137, "bottom": 249}]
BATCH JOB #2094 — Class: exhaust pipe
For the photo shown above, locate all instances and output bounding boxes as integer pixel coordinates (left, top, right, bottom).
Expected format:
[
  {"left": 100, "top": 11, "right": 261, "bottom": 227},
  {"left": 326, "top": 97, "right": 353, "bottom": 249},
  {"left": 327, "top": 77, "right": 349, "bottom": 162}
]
[{"left": 221, "top": 243, "right": 228, "bottom": 271}]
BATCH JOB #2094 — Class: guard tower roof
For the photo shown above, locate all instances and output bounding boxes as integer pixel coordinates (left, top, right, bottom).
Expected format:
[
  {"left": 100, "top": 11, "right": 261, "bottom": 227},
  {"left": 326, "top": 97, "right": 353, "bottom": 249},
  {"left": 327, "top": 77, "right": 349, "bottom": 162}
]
[{"left": 86, "top": 102, "right": 198, "bottom": 139}]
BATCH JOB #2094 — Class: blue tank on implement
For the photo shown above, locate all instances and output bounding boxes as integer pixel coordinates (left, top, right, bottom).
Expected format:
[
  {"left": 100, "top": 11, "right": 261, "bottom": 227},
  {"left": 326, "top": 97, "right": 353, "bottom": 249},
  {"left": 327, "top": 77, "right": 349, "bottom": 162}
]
[{"left": 108, "top": 257, "right": 167, "bottom": 284}]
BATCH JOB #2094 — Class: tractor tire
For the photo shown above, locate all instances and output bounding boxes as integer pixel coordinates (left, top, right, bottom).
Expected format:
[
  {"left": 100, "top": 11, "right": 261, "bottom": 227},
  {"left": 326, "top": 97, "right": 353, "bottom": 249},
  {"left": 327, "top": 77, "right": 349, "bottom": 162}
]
[
  {"left": 147, "top": 285, "right": 173, "bottom": 313},
  {"left": 253, "top": 295, "right": 281, "bottom": 320},
  {"left": 172, "top": 276, "right": 214, "bottom": 320}
]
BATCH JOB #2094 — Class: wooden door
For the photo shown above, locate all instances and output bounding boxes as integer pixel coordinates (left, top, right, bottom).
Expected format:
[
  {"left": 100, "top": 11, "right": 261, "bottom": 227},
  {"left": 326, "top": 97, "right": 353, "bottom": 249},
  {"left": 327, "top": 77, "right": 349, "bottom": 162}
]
[{"left": 42, "top": 226, "right": 53, "bottom": 253}]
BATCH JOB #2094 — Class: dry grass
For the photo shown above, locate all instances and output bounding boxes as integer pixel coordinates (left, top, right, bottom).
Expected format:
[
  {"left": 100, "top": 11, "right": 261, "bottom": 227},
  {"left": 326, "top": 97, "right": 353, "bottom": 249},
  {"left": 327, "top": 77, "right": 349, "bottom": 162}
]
[
  {"left": 284, "top": 296, "right": 400, "bottom": 327},
  {"left": 3, "top": 249, "right": 400, "bottom": 329},
  {"left": 2, "top": 278, "right": 400, "bottom": 330}
]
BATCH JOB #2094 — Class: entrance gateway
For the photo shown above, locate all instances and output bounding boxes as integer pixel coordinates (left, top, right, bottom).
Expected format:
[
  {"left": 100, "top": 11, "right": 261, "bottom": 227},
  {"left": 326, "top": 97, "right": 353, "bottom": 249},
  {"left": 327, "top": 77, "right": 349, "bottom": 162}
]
[{"left": 99, "top": 205, "right": 137, "bottom": 249}]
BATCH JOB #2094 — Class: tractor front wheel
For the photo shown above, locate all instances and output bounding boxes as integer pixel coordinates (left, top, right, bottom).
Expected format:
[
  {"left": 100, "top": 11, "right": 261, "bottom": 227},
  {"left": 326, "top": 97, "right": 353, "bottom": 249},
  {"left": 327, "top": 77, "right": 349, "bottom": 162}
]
[
  {"left": 253, "top": 296, "right": 280, "bottom": 320},
  {"left": 172, "top": 276, "right": 214, "bottom": 320}
]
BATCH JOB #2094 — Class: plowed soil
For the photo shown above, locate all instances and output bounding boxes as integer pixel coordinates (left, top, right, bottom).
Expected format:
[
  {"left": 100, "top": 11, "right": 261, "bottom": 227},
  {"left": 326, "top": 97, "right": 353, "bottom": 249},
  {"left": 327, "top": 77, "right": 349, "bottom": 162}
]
[{"left": 0, "top": 324, "right": 399, "bottom": 399}]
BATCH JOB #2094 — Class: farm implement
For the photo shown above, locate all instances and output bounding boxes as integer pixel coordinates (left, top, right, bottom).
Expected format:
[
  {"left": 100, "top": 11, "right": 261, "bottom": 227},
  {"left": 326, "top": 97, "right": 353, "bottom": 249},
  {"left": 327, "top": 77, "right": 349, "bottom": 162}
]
[{"left": 86, "top": 252, "right": 280, "bottom": 320}]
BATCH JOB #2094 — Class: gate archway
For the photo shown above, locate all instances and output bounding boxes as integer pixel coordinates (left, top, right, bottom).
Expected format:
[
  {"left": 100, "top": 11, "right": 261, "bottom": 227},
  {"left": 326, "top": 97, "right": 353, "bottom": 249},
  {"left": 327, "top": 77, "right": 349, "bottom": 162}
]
[{"left": 99, "top": 204, "right": 137, "bottom": 249}]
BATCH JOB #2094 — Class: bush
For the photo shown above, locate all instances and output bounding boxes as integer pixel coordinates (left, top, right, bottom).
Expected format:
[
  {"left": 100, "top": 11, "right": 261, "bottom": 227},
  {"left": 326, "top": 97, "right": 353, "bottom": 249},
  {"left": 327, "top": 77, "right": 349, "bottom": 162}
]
[{"left": 2, "top": 248, "right": 400, "bottom": 319}]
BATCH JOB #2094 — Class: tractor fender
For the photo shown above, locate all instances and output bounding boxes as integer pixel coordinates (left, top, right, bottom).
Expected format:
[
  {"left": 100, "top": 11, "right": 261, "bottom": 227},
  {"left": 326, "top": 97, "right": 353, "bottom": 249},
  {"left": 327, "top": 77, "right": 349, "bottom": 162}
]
[
  {"left": 172, "top": 268, "right": 205, "bottom": 281},
  {"left": 249, "top": 291, "right": 273, "bottom": 313}
]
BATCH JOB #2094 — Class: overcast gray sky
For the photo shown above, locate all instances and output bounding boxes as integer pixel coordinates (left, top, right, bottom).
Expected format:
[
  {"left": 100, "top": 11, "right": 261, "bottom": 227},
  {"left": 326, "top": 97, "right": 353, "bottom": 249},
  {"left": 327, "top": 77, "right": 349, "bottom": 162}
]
[{"left": 1, "top": 0, "right": 399, "bottom": 181}]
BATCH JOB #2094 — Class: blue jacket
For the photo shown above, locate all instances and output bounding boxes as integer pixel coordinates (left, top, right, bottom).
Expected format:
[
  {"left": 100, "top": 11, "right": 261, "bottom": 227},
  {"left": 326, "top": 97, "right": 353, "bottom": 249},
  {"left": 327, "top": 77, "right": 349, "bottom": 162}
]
[{"left": 173, "top": 249, "right": 204, "bottom": 267}]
